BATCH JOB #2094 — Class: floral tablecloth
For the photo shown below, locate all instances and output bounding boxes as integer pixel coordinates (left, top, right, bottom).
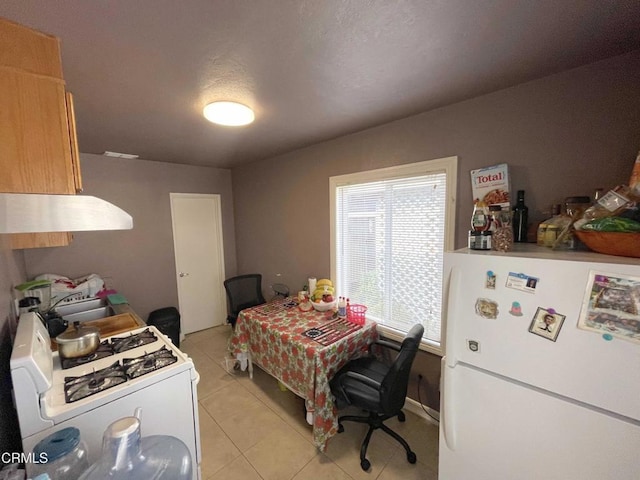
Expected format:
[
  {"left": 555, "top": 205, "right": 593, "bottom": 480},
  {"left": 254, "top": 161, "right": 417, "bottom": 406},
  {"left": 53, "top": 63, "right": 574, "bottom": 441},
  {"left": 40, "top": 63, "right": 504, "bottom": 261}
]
[{"left": 228, "top": 299, "right": 378, "bottom": 451}]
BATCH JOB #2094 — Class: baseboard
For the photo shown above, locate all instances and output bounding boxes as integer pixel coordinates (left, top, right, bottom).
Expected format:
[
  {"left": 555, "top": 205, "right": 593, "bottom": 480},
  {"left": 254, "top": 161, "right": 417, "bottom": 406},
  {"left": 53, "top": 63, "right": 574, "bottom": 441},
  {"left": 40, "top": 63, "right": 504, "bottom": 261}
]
[{"left": 404, "top": 397, "right": 440, "bottom": 426}]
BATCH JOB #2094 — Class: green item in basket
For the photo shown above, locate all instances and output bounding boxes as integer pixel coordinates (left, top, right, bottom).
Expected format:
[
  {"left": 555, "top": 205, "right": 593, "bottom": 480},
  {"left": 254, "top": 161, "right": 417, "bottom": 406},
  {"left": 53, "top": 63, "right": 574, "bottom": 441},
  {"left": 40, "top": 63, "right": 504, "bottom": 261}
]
[
  {"left": 107, "top": 293, "right": 128, "bottom": 305},
  {"left": 581, "top": 217, "right": 640, "bottom": 233}
]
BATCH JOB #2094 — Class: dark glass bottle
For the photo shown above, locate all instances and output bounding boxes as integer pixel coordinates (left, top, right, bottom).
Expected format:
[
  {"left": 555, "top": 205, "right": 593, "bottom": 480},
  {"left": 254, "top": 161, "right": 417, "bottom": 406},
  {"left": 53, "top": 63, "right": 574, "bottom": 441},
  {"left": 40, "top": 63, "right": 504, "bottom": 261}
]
[{"left": 512, "top": 190, "right": 529, "bottom": 242}]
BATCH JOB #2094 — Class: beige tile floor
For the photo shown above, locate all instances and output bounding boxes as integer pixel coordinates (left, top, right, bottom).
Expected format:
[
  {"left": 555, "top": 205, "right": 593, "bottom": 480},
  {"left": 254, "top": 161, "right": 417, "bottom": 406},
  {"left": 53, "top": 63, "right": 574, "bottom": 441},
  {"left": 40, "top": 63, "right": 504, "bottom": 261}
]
[{"left": 181, "top": 325, "right": 439, "bottom": 480}]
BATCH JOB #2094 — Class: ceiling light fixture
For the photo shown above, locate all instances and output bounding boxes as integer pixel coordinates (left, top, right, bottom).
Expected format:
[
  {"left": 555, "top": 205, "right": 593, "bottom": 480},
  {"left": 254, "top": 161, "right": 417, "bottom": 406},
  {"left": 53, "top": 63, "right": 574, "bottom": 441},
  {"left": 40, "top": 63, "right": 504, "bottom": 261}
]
[{"left": 203, "top": 101, "right": 255, "bottom": 126}]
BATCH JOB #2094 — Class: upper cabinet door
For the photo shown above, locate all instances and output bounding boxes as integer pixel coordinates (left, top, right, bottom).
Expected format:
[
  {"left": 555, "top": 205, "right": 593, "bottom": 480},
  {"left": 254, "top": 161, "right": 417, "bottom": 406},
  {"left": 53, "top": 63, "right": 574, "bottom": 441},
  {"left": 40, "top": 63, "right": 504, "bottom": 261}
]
[
  {"left": 0, "top": 69, "right": 76, "bottom": 194},
  {"left": 0, "top": 17, "right": 82, "bottom": 248},
  {"left": 0, "top": 17, "right": 63, "bottom": 79}
]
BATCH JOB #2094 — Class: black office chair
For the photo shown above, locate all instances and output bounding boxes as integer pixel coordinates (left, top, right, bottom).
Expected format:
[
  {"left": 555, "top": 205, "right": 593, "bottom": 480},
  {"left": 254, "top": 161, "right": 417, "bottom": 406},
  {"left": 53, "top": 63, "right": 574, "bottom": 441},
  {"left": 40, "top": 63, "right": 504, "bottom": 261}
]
[
  {"left": 330, "top": 323, "right": 424, "bottom": 471},
  {"left": 270, "top": 283, "right": 290, "bottom": 300},
  {"left": 223, "top": 274, "right": 266, "bottom": 328}
]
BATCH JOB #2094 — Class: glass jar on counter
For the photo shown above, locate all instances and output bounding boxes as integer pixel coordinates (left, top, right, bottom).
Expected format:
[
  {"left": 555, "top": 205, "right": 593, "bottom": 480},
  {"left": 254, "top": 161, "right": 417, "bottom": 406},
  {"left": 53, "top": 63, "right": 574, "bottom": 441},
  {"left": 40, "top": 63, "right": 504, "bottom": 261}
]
[
  {"left": 553, "top": 196, "right": 591, "bottom": 250},
  {"left": 565, "top": 196, "right": 591, "bottom": 219},
  {"left": 491, "top": 208, "right": 514, "bottom": 252},
  {"left": 488, "top": 205, "right": 502, "bottom": 232},
  {"left": 537, "top": 204, "right": 561, "bottom": 246},
  {"left": 468, "top": 230, "right": 492, "bottom": 250}
]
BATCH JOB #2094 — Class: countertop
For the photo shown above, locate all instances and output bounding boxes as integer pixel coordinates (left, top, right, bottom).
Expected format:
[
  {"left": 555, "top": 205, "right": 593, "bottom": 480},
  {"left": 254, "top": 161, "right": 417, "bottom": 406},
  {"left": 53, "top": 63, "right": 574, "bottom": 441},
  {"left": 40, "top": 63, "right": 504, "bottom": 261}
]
[
  {"left": 50, "top": 298, "right": 146, "bottom": 351},
  {"left": 108, "top": 301, "right": 146, "bottom": 327}
]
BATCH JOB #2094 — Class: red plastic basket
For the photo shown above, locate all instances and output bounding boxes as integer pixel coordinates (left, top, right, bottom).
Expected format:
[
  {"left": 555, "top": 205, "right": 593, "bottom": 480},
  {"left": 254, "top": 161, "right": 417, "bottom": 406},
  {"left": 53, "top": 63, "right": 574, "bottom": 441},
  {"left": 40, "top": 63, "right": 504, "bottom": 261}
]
[{"left": 347, "top": 304, "right": 367, "bottom": 325}]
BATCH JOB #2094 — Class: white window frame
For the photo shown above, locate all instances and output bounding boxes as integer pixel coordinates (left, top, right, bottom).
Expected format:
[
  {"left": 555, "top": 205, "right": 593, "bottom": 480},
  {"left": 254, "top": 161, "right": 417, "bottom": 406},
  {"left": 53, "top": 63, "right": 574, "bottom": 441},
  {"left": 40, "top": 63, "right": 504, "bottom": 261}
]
[{"left": 330, "top": 156, "right": 457, "bottom": 355}]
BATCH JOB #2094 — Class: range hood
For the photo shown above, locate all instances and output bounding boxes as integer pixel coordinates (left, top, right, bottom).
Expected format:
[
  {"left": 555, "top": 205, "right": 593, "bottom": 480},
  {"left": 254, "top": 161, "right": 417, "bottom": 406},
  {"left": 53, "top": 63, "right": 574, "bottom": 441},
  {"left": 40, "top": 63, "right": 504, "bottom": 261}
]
[{"left": 0, "top": 193, "right": 133, "bottom": 233}]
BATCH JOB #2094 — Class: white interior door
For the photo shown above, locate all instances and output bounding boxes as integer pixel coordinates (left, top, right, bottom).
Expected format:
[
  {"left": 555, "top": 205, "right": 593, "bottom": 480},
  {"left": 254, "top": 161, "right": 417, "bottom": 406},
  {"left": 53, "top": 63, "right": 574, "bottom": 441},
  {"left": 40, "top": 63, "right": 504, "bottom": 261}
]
[{"left": 170, "top": 193, "right": 226, "bottom": 334}]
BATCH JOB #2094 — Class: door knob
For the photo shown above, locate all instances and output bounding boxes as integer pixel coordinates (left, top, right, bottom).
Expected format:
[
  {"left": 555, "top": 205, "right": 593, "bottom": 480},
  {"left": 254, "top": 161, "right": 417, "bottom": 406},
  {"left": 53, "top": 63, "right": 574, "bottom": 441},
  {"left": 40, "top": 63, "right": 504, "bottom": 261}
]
[{"left": 179, "top": 272, "right": 190, "bottom": 277}]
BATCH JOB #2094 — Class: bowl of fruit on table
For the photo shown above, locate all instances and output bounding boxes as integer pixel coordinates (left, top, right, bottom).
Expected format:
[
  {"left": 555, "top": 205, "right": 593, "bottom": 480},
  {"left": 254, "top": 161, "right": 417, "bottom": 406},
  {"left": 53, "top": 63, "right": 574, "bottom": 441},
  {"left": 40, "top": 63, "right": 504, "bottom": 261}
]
[{"left": 310, "top": 279, "right": 337, "bottom": 312}]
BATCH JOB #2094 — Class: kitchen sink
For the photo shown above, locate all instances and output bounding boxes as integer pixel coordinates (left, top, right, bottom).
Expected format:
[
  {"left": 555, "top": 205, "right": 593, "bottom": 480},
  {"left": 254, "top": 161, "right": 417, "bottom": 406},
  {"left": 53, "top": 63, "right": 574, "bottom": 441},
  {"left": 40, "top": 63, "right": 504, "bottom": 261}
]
[
  {"left": 54, "top": 297, "right": 107, "bottom": 316},
  {"left": 53, "top": 298, "right": 115, "bottom": 323},
  {"left": 61, "top": 306, "right": 115, "bottom": 323}
]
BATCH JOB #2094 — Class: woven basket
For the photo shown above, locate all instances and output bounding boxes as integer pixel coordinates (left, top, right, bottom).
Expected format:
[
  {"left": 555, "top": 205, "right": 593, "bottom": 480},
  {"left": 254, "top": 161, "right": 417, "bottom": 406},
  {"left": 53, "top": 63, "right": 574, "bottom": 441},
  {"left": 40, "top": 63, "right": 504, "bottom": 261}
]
[{"left": 574, "top": 230, "right": 640, "bottom": 258}]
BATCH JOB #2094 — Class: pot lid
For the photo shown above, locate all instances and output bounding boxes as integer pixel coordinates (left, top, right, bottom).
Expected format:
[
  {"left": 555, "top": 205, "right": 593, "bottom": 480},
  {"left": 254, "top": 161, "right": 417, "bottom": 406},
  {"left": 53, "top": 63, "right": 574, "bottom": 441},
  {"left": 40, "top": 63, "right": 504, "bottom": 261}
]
[{"left": 55, "top": 324, "right": 99, "bottom": 342}]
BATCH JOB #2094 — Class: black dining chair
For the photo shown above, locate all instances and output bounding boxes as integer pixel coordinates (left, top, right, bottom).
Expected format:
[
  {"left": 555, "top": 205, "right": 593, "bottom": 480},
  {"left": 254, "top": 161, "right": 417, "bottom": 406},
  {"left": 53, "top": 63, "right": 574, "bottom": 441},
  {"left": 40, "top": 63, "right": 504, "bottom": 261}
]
[
  {"left": 270, "top": 283, "right": 290, "bottom": 300},
  {"left": 223, "top": 274, "right": 266, "bottom": 328},
  {"left": 330, "top": 323, "right": 424, "bottom": 471}
]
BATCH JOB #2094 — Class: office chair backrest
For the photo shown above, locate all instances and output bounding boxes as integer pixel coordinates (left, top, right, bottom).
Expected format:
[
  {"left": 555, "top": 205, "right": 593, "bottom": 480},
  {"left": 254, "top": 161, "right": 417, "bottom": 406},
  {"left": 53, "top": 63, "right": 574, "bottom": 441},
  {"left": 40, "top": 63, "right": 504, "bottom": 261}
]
[
  {"left": 223, "top": 274, "right": 266, "bottom": 315},
  {"left": 380, "top": 323, "right": 424, "bottom": 413}
]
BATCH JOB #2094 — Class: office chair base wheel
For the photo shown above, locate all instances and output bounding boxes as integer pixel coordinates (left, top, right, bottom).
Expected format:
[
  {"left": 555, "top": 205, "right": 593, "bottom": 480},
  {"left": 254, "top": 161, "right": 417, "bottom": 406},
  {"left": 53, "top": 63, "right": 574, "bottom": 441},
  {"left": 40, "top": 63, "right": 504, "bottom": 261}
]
[
  {"left": 407, "top": 451, "right": 417, "bottom": 464},
  {"left": 398, "top": 411, "right": 405, "bottom": 422},
  {"left": 360, "top": 459, "right": 370, "bottom": 471}
]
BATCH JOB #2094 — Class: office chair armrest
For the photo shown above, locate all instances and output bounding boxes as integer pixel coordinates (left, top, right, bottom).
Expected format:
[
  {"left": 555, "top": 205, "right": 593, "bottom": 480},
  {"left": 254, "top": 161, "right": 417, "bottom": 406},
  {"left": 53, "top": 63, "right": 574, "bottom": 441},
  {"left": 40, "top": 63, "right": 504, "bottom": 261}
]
[
  {"left": 339, "top": 372, "right": 381, "bottom": 405},
  {"left": 335, "top": 370, "right": 383, "bottom": 406},
  {"left": 340, "top": 370, "right": 382, "bottom": 390},
  {"left": 369, "top": 338, "right": 401, "bottom": 354}
]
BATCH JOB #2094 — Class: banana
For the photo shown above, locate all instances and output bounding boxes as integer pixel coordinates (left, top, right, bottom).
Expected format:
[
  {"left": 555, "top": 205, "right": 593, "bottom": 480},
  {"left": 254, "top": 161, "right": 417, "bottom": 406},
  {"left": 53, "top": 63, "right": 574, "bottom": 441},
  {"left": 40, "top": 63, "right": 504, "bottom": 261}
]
[
  {"left": 313, "top": 286, "right": 334, "bottom": 296},
  {"left": 317, "top": 278, "right": 333, "bottom": 287},
  {"left": 313, "top": 286, "right": 334, "bottom": 301}
]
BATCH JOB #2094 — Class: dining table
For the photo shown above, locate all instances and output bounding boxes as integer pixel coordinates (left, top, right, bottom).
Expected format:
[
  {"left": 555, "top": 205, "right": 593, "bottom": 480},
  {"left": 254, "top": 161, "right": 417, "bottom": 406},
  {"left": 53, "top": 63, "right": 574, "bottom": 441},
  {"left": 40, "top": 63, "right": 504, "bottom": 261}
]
[{"left": 228, "top": 297, "right": 378, "bottom": 451}]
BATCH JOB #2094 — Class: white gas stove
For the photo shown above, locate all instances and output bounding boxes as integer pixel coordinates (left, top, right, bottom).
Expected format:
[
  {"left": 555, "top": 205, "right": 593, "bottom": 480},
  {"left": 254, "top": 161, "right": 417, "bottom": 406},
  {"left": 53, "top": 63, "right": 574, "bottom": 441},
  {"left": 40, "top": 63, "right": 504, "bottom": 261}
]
[{"left": 10, "top": 312, "right": 201, "bottom": 479}]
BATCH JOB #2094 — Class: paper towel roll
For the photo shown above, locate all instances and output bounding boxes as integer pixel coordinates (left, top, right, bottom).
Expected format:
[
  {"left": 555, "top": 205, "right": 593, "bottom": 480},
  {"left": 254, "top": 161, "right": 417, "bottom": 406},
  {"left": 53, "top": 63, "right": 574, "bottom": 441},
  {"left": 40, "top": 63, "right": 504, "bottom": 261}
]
[{"left": 308, "top": 277, "right": 317, "bottom": 294}]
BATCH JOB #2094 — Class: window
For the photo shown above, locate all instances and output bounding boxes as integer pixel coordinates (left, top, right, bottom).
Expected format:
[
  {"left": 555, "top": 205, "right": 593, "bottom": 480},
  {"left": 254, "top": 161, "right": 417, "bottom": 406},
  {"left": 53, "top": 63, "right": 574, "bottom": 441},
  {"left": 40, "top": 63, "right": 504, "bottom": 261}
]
[{"left": 330, "top": 157, "right": 457, "bottom": 354}]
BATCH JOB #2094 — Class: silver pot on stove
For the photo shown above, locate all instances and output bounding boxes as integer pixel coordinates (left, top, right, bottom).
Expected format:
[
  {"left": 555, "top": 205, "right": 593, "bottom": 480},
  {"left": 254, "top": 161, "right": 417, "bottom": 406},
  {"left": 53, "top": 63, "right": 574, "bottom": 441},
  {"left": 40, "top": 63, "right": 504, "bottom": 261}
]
[{"left": 55, "top": 323, "right": 100, "bottom": 359}]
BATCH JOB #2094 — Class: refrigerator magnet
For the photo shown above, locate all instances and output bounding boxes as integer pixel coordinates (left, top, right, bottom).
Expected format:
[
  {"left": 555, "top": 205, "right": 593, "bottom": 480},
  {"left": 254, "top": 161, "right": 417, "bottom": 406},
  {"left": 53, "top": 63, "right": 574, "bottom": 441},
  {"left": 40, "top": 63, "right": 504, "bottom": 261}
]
[
  {"left": 509, "top": 301, "right": 523, "bottom": 316},
  {"left": 467, "top": 339, "right": 481, "bottom": 352},
  {"left": 486, "top": 271, "right": 496, "bottom": 289},
  {"left": 528, "top": 307, "right": 565, "bottom": 341},
  {"left": 506, "top": 272, "right": 539, "bottom": 293},
  {"left": 475, "top": 298, "right": 498, "bottom": 319}
]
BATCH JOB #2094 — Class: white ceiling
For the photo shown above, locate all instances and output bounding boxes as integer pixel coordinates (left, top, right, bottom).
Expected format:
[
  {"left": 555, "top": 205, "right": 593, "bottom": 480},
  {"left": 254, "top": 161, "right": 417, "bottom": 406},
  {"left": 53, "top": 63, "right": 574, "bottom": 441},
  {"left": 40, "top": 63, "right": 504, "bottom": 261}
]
[{"left": 2, "top": 1, "right": 640, "bottom": 168}]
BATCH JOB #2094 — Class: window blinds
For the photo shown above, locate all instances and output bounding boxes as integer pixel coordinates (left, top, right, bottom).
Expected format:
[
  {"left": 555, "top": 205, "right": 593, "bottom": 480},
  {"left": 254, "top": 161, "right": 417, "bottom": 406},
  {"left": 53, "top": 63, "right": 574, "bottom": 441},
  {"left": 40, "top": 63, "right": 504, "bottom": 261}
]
[{"left": 335, "top": 172, "right": 447, "bottom": 344}]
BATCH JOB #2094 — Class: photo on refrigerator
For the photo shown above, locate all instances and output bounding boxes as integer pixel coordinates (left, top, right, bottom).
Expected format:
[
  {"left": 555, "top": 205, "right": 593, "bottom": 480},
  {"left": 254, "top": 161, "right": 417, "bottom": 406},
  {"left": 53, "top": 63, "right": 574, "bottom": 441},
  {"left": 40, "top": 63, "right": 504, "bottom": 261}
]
[
  {"left": 577, "top": 270, "right": 640, "bottom": 344},
  {"left": 528, "top": 307, "right": 565, "bottom": 342}
]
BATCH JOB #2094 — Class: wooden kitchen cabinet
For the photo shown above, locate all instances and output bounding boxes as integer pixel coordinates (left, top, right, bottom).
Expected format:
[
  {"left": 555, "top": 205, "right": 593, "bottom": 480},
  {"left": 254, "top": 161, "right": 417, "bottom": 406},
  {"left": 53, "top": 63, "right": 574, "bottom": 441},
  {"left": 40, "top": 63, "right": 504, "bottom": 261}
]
[{"left": 0, "top": 18, "right": 83, "bottom": 248}]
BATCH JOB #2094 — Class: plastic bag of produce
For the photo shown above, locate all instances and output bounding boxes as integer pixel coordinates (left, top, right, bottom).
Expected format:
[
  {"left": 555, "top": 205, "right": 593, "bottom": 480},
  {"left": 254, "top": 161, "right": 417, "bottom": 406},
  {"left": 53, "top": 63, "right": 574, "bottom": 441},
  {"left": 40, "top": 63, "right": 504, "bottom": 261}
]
[{"left": 580, "top": 217, "right": 640, "bottom": 233}]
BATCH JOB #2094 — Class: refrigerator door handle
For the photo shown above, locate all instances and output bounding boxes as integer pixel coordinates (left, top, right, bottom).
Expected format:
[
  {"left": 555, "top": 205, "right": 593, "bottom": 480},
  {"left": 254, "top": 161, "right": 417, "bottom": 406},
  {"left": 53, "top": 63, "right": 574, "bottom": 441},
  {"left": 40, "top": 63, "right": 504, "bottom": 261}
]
[
  {"left": 445, "top": 266, "right": 461, "bottom": 368},
  {"left": 441, "top": 357, "right": 457, "bottom": 451}
]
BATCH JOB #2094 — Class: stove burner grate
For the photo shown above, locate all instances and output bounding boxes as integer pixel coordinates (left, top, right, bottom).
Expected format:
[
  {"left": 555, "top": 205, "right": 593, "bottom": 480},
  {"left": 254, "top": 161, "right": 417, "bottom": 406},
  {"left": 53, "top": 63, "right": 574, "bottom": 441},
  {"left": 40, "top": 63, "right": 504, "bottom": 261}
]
[
  {"left": 123, "top": 347, "right": 178, "bottom": 379},
  {"left": 111, "top": 329, "right": 158, "bottom": 354},
  {"left": 64, "top": 362, "right": 127, "bottom": 403},
  {"left": 61, "top": 340, "right": 114, "bottom": 370}
]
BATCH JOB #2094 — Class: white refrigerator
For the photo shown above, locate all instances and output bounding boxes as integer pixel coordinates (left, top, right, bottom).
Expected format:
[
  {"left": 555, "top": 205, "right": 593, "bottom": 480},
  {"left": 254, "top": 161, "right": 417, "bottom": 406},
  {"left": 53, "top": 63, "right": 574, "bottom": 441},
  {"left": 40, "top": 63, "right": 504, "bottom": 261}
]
[{"left": 439, "top": 245, "right": 640, "bottom": 480}]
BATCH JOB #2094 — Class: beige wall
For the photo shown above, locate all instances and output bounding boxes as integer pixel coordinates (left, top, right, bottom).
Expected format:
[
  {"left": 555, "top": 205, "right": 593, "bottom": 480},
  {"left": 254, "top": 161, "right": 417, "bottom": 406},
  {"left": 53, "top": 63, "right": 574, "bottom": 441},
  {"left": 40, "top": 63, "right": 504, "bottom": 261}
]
[
  {"left": 230, "top": 50, "right": 640, "bottom": 410},
  {"left": 23, "top": 154, "right": 237, "bottom": 323}
]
